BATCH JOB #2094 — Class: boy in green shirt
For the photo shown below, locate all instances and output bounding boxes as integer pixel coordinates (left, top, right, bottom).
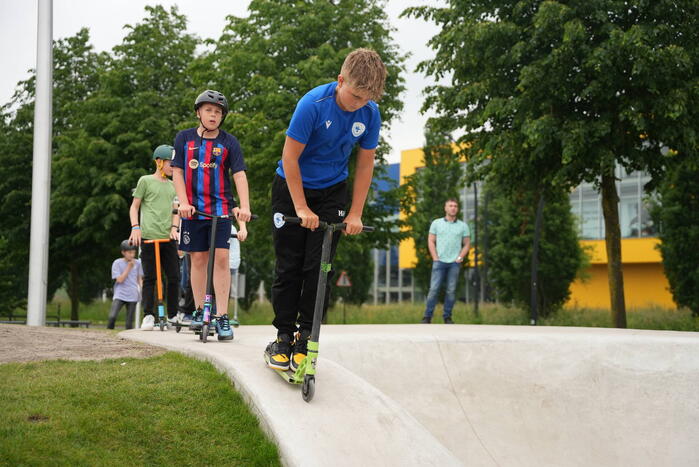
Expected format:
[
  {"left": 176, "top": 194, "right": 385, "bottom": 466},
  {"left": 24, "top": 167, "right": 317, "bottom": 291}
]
[{"left": 129, "top": 145, "right": 181, "bottom": 330}]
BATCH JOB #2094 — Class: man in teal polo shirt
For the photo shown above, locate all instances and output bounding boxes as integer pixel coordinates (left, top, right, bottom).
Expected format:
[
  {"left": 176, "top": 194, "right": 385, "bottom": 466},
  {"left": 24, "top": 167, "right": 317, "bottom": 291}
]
[{"left": 421, "top": 198, "right": 471, "bottom": 324}]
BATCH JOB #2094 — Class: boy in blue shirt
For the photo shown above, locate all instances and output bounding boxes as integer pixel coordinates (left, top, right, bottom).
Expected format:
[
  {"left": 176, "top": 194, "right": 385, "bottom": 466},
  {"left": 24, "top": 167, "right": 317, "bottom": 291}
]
[
  {"left": 266, "top": 48, "right": 387, "bottom": 370},
  {"left": 172, "top": 90, "right": 251, "bottom": 340}
]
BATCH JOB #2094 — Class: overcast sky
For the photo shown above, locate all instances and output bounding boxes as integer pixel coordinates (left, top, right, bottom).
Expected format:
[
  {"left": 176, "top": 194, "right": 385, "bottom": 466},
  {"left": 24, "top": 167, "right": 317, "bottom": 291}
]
[{"left": 0, "top": 0, "right": 443, "bottom": 163}]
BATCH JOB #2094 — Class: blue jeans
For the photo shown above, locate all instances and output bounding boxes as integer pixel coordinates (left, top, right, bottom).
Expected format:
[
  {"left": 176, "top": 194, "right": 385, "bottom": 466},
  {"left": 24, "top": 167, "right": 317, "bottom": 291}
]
[{"left": 424, "top": 261, "right": 460, "bottom": 319}]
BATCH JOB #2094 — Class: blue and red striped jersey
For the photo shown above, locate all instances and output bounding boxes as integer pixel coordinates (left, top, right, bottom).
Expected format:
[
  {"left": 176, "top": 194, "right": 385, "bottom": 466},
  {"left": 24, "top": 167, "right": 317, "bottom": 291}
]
[{"left": 172, "top": 128, "right": 246, "bottom": 220}]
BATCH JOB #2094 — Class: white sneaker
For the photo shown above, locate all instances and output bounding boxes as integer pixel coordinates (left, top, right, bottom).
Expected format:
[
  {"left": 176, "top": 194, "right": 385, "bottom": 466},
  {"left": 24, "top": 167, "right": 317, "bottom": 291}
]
[
  {"left": 167, "top": 315, "right": 178, "bottom": 325},
  {"left": 179, "top": 312, "right": 193, "bottom": 325},
  {"left": 141, "top": 314, "right": 155, "bottom": 331}
]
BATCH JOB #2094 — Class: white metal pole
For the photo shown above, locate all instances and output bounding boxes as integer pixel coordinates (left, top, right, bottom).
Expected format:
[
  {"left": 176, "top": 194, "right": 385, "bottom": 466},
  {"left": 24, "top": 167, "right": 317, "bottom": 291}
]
[{"left": 27, "top": 0, "right": 53, "bottom": 327}]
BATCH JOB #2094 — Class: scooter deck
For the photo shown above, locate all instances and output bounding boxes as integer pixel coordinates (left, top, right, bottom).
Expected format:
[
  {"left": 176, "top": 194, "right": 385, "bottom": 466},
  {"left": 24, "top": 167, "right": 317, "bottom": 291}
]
[{"left": 263, "top": 352, "right": 303, "bottom": 384}]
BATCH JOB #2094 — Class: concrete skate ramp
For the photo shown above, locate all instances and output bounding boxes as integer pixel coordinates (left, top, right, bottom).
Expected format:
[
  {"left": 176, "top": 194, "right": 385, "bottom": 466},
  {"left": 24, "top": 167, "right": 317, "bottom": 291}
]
[{"left": 122, "top": 325, "right": 699, "bottom": 466}]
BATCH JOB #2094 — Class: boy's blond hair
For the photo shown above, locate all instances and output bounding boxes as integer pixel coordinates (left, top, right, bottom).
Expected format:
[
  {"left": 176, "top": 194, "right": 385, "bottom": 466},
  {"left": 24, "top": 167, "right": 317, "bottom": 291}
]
[{"left": 340, "top": 48, "right": 387, "bottom": 101}]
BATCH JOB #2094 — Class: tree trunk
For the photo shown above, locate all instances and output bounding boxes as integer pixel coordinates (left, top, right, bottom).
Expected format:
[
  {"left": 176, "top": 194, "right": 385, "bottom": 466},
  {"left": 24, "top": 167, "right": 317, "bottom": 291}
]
[
  {"left": 68, "top": 262, "right": 80, "bottom": 326},
  {"left": 600, "top": 173, "right": 627, "bottom": 328}
]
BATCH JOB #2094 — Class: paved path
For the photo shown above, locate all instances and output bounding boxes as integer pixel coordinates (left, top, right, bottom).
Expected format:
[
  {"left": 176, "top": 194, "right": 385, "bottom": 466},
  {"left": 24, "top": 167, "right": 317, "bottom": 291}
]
[{"left": 121, "top": 324, "right": 699, "bottom": 467}]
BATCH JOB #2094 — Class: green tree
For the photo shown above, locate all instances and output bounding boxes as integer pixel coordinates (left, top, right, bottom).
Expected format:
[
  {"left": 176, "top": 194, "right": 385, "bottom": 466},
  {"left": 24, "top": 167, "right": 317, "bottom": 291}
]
[
  {"left": 653, "top": 155, "right": 699, "bottom": 316},
  {"left": 400, "top": 122, "right": 465, "bottom": 293},
  {"left": 0, "top": 105, "right": 33, "bottom": 315},
  {"left": 0, "top": 29, "right": 103, "bottom": 317},
  {"left": 24, "top": 7, "right": 198, "bottom": 320},
  {"left": 206, "top": 0, "right": 406, "bottom": 307},
  {"left": 484, "top": 179, "right": 586, "bottom": 316},
  {"left": 407, "top": 0, "right": 699, "bottom": 327}
]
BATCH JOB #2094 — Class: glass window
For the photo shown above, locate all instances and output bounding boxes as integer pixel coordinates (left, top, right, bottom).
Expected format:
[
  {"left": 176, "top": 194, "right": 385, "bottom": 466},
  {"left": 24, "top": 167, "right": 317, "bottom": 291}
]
[
  {"left": 569, "top": 188, "right": 582, "bottom": 235},
  {"left": 619, "top": 180, "right": 639, "bottom": 237},
  {"left": 640, "top": 203, "right": 656, "bottom": 237},
  {"left": 389, "top": 247, "right": 399, "bottom": 287},
  {"left": 401, "top": 268, "right": 412, "bottom": 287},
  {"left": 377, "top": 251, "right": 386, "bottom": 287},
  {"left": 619, "top": 197, "right": 639, "bottom": 237},
  {"left": 581, "top": 185, "right": 600, "bottom": 239}
]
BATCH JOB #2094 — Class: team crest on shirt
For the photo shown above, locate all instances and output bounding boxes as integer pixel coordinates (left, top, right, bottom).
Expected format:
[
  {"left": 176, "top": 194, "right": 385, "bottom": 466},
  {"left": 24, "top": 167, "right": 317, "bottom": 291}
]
[
  {"left": 189, "top": 159, "right": 199, "bottom": 169},
  {"left": 212, "top": 147, "right": 222, "bottom": 156},
  {"left": 352, "top": 122, "right": 366, "bottom": 137}
]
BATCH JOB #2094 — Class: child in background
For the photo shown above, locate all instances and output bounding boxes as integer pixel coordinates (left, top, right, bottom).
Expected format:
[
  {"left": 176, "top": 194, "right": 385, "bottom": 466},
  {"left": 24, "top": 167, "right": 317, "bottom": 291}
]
[
  {"left": 108, "top": 240, "right": 143, "bottom": 329},
  {"left": 129, "top": 145, "right": 181, "bottom": 330}
]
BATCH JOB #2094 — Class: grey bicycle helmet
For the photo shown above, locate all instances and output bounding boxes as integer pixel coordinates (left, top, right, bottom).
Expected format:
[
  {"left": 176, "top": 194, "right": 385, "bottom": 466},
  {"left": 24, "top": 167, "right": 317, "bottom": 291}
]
[
  {"left": 120, "top": 239, "right": 137, "bottom": 251},
  {"left": 194, "top": 90, "right": 229, "bottom": 123}
]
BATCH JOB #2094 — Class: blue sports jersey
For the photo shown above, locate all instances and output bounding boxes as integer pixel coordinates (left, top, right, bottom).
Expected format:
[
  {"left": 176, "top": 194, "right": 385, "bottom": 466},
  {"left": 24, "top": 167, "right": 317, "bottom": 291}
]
[
  {"left": 172, "top": 128, "right": 246, "bottom": 220},
  {"left": 277, "top": 81, "right": 381, "bottom": 189}
]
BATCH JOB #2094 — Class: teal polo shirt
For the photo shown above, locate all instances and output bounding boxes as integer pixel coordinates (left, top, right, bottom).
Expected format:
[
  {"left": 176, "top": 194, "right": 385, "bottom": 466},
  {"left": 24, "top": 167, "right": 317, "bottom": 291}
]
[{"left": 429, "top": 217, "right": 470, "bottom": 263}]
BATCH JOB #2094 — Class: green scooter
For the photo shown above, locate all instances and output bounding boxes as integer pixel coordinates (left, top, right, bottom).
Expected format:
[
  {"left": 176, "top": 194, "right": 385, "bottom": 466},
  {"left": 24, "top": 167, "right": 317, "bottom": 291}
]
[{"left": 264, "top": 214, "right": 373, "bottom": 402}]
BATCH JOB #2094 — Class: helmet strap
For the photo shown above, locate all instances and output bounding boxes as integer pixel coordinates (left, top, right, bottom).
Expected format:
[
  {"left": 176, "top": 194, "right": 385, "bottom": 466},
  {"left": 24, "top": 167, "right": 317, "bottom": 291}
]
[{"left": 155, "top": 159, "right": 167, "bottom": 179}]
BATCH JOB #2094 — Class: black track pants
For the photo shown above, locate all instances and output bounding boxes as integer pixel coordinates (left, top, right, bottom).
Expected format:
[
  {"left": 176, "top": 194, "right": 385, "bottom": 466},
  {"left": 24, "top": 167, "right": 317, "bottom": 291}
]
[
  {"left": 141, "top": 240, "right": 180, "bottom": 318},
  {"left": 271, "top": 175, "right": 347, "bottom": 337}
]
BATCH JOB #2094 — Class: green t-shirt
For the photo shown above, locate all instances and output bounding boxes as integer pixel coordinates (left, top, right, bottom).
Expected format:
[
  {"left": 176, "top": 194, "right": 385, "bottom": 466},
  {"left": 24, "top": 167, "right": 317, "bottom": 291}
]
[
  {"left": 429, "top": 217, "right": 470, "bottom": 263},
  {"left": 133, "top": 175, "right": 177, "bottom": 240}
]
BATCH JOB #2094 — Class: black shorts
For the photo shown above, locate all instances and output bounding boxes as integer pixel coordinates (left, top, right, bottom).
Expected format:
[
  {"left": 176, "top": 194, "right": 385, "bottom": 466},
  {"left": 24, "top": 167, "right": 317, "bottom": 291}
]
[{"left": 179, "top": 218, "right": 232, "bottom": 252}]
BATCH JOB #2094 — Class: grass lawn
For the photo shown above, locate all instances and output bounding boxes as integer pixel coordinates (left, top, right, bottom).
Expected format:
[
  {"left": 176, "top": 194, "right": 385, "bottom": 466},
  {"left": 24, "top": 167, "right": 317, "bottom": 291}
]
[
  {"left": 0, "top": 352, "right": 280, "bottom": 466},
  {"left": 19, "top": 295, "right": 698, "bottom": 332},
  {"left": 236, "top": 301, "right": 698, "bottom": 331}
]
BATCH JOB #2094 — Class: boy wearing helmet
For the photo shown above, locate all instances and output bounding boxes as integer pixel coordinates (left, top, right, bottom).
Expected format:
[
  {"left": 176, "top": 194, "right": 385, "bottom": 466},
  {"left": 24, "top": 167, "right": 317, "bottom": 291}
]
[
  {"left": 129, "top": 145, "right": 181, "bottom": 331},
  {"left": 172, "top": 90, "right": 251, "bottom": 341},
  {"left": 108, "top": 240, "right": 143, "bottom": 329},
  {"left": 266, "top": 48, "right": 386, "bottom": 370}
]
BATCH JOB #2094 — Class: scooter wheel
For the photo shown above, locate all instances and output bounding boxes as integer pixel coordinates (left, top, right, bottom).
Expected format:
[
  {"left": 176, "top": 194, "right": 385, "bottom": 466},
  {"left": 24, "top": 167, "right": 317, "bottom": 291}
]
[
  {"left": 159, "top": 320, "right": 165, "bottom": 331},
  {"left": 176, "top": 326, "right": 181, "bottom": 333},
  {"left": 201, "top": 324, "right": 209, "bottom": 343},
  {"left": 302, "top": 376, "right": 315, "bottom": 403}
]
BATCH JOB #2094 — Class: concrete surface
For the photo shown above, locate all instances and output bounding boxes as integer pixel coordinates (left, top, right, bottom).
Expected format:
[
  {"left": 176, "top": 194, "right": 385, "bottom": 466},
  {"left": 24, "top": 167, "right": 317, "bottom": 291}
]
[{"left": 121, "top": 325, "right": 699, "bottom": 467}]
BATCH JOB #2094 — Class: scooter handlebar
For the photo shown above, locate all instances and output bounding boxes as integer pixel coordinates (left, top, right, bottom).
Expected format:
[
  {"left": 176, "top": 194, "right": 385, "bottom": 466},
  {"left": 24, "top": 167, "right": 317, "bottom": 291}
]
[
  {"left": 172, "top": 208, "right": 258, "bottom": 221},
  {"left": 282, "top": 216, "right": 374, "bottom": 232}
]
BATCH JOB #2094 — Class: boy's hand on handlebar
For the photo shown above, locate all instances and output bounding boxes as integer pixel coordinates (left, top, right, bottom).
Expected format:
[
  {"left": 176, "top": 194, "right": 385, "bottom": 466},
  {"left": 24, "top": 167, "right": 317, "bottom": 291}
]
[
  {"left": 233, "top": 206, "right": 252, "bottom": 222},
  {"left": 343, "top": 213, "right": 363, "bottom": 235},
  {"left": 236, "top": 227, "right": 248, "bottom": 242},
  {"left": 129, "top": 229, "right": 141, "bottom": 247},
  {"left": 178, "top": 203, "right": 195, "bottom": 218},
  {"left": 169, "top": 226, "right": 179, "bottom": 241},
  {"left": 296, "top": 206, "right": 319, "bottom": 231}
]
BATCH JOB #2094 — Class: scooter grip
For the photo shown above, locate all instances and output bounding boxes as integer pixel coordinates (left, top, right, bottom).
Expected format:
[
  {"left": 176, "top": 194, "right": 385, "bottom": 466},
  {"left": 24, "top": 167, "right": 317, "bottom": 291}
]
[
  {"left": 282, "top": 216, "right": 303, "bottom": 225},
  {"left": 171, "top": 208, "right": 258, "bottom": 220},
  {"left": 361, "top": 226, "right": 375, "bottom": 232}
]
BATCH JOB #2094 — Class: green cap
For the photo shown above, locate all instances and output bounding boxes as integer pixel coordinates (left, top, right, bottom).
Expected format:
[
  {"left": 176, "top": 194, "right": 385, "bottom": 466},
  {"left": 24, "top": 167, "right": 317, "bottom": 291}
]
[{"left": 153, "top": 144, "right": 174, "bottom": 161}]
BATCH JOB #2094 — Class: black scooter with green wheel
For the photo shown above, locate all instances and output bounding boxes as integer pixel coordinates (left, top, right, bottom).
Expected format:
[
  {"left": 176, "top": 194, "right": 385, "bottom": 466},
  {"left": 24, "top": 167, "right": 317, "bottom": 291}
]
[
  {"left": 265, "top": 213, "right": 373, "bottom": 402},
  {"left": 173, "top": 208, "right": 256, "bottom": 341}
]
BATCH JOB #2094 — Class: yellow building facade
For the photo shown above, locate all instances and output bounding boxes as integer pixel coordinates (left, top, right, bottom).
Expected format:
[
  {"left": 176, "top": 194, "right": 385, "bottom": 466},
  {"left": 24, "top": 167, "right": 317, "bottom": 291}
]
[{"left": 398, "top": 148, "right": 675, "bottom": 310}]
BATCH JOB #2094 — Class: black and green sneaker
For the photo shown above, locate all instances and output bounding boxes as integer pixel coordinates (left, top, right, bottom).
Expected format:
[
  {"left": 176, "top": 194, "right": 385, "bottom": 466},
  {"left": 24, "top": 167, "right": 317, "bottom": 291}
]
[
  {"left": 265, "top": 334, "right": 292, "bottom": 371},
  {"left": 291, "top": 329, "right": 311, "bottom": 371}
]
